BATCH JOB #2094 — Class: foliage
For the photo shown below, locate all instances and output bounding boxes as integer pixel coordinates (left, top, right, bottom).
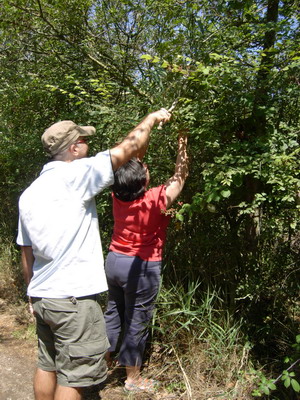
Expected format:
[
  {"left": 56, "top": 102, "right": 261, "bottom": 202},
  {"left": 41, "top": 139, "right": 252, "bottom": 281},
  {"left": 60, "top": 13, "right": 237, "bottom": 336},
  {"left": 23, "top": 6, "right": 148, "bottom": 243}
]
[
  {"left": 0, "top": 239, "right": 25, "bottom": 303},
  {"left": 153, "top": 282, "right": 254, "bottom": 397},
  {"left": 0, "top": 0, "right": 299, "bottom": 396},
  {"left": 252, "top": 335, "right": 300, "bottom": 398}
]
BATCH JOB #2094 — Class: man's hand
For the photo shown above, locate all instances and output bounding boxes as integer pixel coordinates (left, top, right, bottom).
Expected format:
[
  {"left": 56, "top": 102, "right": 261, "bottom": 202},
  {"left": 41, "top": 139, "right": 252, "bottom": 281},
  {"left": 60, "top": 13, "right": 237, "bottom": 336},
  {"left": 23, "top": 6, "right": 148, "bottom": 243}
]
[
  {"left": 110, "top": 108, "right": 172, "bottom": 170},
  {"left": 28, "top": 297, "right": 36, "bottom": 316},
  {"left": 153, "top": 108, "right": 172, "bottom": 129}
]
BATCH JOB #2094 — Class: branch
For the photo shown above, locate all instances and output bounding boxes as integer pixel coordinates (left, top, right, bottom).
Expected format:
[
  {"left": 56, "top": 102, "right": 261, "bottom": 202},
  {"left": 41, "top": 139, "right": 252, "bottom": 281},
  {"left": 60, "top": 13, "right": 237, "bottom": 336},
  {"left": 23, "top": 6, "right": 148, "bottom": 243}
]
[
  {"left": 272, "top": 358, "right": 300, "bottom": 385},
  {"left": 11, "top": 1, "right": 154, "bottom": 104}
]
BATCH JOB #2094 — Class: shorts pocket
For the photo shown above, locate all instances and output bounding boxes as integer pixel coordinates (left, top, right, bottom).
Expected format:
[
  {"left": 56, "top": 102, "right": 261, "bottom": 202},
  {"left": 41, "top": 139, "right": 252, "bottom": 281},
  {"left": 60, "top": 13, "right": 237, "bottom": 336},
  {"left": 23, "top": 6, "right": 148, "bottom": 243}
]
[
  {"left": 67, "top": 337, "right": 110, "bottom": 383},
  {"left": 42, "top": 299, "right": 78, "bottom": 338},
  {"left": 42, "top": 298, "right": 78, "bottom": 312}
]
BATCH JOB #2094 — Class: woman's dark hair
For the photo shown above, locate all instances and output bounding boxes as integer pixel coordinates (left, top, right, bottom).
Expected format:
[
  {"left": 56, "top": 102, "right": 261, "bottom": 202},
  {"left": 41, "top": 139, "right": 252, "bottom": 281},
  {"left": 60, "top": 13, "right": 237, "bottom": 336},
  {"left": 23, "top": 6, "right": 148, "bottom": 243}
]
[{"left": 112, "top": 159, "right": 147, "bottom": 201}]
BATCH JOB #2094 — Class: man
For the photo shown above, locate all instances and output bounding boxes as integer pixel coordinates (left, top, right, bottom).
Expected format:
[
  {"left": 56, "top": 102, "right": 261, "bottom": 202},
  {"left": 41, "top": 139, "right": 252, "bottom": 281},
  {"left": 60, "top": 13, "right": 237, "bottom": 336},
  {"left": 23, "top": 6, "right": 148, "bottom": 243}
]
[{"left": 17, "top": 109, "right": 171, "bottom": 400}]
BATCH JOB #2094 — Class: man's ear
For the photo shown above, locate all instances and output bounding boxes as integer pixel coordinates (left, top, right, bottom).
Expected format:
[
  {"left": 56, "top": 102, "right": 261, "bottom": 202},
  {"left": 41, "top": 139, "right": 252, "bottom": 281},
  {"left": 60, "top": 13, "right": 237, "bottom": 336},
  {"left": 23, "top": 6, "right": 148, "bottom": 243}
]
[{"left": 69, "top": 143, "right": 79, "bottom": 156}]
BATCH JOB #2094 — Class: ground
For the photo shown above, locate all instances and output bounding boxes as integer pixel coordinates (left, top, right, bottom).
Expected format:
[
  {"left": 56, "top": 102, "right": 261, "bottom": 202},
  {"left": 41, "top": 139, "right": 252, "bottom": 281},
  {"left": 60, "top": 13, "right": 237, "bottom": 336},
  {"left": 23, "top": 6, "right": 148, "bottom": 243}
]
[
  {"left": 0, "top": 299, "right": 180, "bottom": 400},
  {"left": 0, "top": 310, "right": 36, "bottom": 400}
]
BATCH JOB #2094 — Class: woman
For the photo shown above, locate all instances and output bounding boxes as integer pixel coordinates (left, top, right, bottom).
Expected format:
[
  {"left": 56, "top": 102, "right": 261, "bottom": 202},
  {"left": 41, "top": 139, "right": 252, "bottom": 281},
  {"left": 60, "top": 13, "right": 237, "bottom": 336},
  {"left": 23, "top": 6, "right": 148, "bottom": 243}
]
[{"left": 104, "top": 133, "right": 188, "bottom": 392}]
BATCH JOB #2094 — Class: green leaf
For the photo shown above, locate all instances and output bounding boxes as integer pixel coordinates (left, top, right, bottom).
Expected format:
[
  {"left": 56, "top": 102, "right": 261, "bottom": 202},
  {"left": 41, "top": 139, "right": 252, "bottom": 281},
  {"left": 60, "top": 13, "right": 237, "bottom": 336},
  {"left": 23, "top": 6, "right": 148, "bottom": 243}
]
[
  {"left": 268, "top": 383, "right": 276, "bottom": 390},
  {"left": 252, "top": 389, "right": 262, "bottom": 397},
  {"left": 207, "top": 191, "right": 221, "bottom": 203},
  {"left": 221, "top": 189, "right": 231, "bottom": 198},
  {"left": 152, "top": 56, "right": 160, "bottom": 63},
  {"left": 262, "top": 386, "right": 270, "bottom": 395},
  {"left": 284, "top": 377, "right": 291, "bottom": 388},
  {"left": 140, "top": 54, "right": 152, "bottom": 60},
  {"left": 207, "top": 204, "right": 217, "bottom": 213},
  {"left": 291, "top": 379, "right": 300, "bottom": 392},
  {"left": 176, "top": 213, "right": 184, "bottom": 222}
]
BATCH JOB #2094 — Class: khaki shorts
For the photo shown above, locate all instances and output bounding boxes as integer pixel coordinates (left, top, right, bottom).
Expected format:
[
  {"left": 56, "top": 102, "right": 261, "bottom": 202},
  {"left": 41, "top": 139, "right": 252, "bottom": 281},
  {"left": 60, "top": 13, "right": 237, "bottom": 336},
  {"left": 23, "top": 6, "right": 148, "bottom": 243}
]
[{"left": 32, "top": 295, "right": 109, "bottom": 387}]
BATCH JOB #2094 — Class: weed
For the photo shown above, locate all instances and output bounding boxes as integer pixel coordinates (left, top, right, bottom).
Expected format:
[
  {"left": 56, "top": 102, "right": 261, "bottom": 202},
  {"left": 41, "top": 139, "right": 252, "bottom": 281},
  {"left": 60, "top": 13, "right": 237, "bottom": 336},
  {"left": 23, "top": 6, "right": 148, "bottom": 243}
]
[
  {"left": 152, "top": 281, "right": 255, "bottom": 399},
  {"left": 0, "top": 239, "right": 25, "bottom": 303}
]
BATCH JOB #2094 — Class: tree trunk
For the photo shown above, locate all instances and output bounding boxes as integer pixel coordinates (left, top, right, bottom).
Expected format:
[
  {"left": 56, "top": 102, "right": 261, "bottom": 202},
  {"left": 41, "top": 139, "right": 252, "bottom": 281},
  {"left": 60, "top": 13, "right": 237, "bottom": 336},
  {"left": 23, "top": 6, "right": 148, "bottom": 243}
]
[
  {"left": 252, "top": 0, "right": 279, "bottom": 136},
  {"left": 245, "top": 0, "right": 279, "bottom": 250}
]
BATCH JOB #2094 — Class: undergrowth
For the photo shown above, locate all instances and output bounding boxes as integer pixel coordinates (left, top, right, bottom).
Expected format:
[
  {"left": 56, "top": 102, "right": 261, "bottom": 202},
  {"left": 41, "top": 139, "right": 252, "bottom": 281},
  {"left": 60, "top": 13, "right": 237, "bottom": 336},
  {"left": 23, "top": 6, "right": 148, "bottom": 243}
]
[
  {"left": 151, "top": 281, "right": 255, "bottom": 399},
  {"left": 1, "top": 239, "right": 299, "bottom": 399}
]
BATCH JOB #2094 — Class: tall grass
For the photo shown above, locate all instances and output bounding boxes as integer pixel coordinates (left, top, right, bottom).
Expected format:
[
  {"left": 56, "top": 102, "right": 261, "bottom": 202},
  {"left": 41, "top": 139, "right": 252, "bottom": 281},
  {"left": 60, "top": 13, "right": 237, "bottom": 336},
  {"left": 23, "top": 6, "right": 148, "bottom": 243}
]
[
  {"left": 151, "top": 279, "right": 255, "bottom": 399},
  {"left": 0, "top": 238, "right": 24, "bottom": 303}
]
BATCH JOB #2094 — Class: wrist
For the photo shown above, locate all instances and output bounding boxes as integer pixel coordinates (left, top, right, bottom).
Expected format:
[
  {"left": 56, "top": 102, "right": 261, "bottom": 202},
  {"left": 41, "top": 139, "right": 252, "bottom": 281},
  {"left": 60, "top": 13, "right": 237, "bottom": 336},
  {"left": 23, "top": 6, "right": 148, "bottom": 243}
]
[{"left": 149, "top": 112, "right": 160, "bottom": 125}]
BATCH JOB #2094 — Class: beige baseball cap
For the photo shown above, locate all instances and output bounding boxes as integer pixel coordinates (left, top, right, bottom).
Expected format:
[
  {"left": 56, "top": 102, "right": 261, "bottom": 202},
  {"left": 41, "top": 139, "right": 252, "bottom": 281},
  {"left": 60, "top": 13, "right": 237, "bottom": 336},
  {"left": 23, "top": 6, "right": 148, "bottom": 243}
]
[{"left": 41, "top": 120, "right": 96, "bottom": 156}]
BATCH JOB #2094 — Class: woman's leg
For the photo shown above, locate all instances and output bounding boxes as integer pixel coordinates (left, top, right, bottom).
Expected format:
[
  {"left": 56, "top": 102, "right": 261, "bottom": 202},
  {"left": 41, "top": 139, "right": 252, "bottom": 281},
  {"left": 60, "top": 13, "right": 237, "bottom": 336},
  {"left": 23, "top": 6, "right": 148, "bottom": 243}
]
[
  {"left": 104, "top": 252, "right": 126, "bottom": 355},
  {"left": 125, "top": 365, "right": 141, "bottom": 383},
  {"left": 119, "top": 257, "right": 161, "bottom": 373}
]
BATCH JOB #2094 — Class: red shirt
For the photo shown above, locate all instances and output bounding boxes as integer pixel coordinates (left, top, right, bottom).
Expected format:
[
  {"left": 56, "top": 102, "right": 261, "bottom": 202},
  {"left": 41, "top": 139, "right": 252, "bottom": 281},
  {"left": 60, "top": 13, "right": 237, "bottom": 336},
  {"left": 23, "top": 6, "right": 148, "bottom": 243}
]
[{"left": 109, "top": 185, "right": 171, "bottom": 261}]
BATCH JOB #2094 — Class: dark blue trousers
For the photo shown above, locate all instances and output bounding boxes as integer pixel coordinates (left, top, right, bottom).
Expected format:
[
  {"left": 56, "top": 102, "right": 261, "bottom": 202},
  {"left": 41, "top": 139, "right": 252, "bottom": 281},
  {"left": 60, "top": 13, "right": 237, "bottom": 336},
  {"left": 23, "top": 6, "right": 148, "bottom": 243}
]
[{"left": 104, "top": 251, "right": 161, "bottom": 367}]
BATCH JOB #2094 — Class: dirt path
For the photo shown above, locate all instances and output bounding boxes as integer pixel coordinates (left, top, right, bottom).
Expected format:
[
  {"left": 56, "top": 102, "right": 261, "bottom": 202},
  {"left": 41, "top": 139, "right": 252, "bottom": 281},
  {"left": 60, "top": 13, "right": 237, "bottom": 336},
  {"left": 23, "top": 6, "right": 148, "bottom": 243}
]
[
  {"left": 0, "top": 310, "right": 36, "bottom": 400},
  {"left": 0, "top": 302, "right": 179, "bottom": 400}
]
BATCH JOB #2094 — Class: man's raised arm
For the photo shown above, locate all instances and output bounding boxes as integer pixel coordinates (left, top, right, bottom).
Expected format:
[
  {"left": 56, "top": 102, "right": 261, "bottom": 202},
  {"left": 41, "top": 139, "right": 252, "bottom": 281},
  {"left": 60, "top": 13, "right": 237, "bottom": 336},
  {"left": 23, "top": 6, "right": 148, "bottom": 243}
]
[{"left": 110, "top": 109, "right": 171, "bottom": 171}]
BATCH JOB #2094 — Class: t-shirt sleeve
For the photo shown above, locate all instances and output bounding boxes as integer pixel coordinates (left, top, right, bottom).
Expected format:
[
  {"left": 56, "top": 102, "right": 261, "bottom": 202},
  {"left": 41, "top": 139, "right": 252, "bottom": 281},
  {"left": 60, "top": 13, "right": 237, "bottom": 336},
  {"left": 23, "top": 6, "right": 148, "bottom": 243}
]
[
  {"left": 16, "top": 215, "right": 32, "bottom": 246},
  {"left": 67, "top": 150, "right": 114, "bottom": 200}
]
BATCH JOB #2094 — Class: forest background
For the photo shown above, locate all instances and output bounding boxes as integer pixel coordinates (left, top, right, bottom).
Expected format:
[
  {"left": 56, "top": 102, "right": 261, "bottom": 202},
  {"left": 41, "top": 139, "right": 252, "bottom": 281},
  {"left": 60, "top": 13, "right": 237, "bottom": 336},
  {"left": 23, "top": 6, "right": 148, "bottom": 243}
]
[{"left": 0, "top": 0, "right": 299, "bottom": 399}]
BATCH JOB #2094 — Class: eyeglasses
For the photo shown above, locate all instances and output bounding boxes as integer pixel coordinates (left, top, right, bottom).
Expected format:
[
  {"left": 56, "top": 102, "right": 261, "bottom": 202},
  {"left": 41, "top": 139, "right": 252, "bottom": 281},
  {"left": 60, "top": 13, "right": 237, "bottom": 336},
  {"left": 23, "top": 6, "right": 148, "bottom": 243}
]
[{"left": 74, "top": 138, "right": 89, "bottom": 145}]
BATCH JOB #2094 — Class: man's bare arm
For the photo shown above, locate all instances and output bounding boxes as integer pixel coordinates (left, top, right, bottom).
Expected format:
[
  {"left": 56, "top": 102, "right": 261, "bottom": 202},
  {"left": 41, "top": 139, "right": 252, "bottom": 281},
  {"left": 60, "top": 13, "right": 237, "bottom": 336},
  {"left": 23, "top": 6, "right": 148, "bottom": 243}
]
[
  {"left": 21, "top": 246, "right": 35, "bottom": 314},
  {"left": 110, "top": 109, "right": 171, "bottom": 170},
  {"left": 21, "top": 246, "right": 34, "bottom": 286}
]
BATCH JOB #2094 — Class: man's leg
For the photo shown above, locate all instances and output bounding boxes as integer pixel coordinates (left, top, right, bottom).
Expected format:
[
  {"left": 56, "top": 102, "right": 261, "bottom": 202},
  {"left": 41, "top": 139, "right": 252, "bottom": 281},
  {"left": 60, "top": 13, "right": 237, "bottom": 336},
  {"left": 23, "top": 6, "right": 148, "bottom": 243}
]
[
  {"left": 54, "top": 385, "right": 82, "bottom": 400},
  {"left": 34, "top": 368, "right": 56, "bottom": 400},
  {"left": 32, "top": 298, "right": 103, "bottom": 400},
  {"left": 34, "top": 369, "right": 82, "bottom": 400}
]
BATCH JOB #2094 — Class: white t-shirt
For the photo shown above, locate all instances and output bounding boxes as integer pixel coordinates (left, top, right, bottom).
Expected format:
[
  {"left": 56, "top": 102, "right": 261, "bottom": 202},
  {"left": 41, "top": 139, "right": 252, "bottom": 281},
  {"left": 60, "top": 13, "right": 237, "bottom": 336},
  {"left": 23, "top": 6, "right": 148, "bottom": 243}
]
[{"left": 17, "top": 150, "right": 114, "bottom": 298}]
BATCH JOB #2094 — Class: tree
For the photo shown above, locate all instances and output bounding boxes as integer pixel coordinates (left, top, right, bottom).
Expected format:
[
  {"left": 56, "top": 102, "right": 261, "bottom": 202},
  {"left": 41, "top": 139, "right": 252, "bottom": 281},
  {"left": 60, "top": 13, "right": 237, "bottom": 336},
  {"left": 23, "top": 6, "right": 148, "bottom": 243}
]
[{"left": 0, "top": 0, "right": 299, "bottom": 364}]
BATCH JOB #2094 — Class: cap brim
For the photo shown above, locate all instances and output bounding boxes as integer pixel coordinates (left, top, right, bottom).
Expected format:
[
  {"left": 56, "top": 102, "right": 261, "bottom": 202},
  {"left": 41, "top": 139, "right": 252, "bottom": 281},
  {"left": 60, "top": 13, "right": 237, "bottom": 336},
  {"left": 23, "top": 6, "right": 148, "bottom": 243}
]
[{"left": 78, "top": 125, "right": 96, "bottom": 136}]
